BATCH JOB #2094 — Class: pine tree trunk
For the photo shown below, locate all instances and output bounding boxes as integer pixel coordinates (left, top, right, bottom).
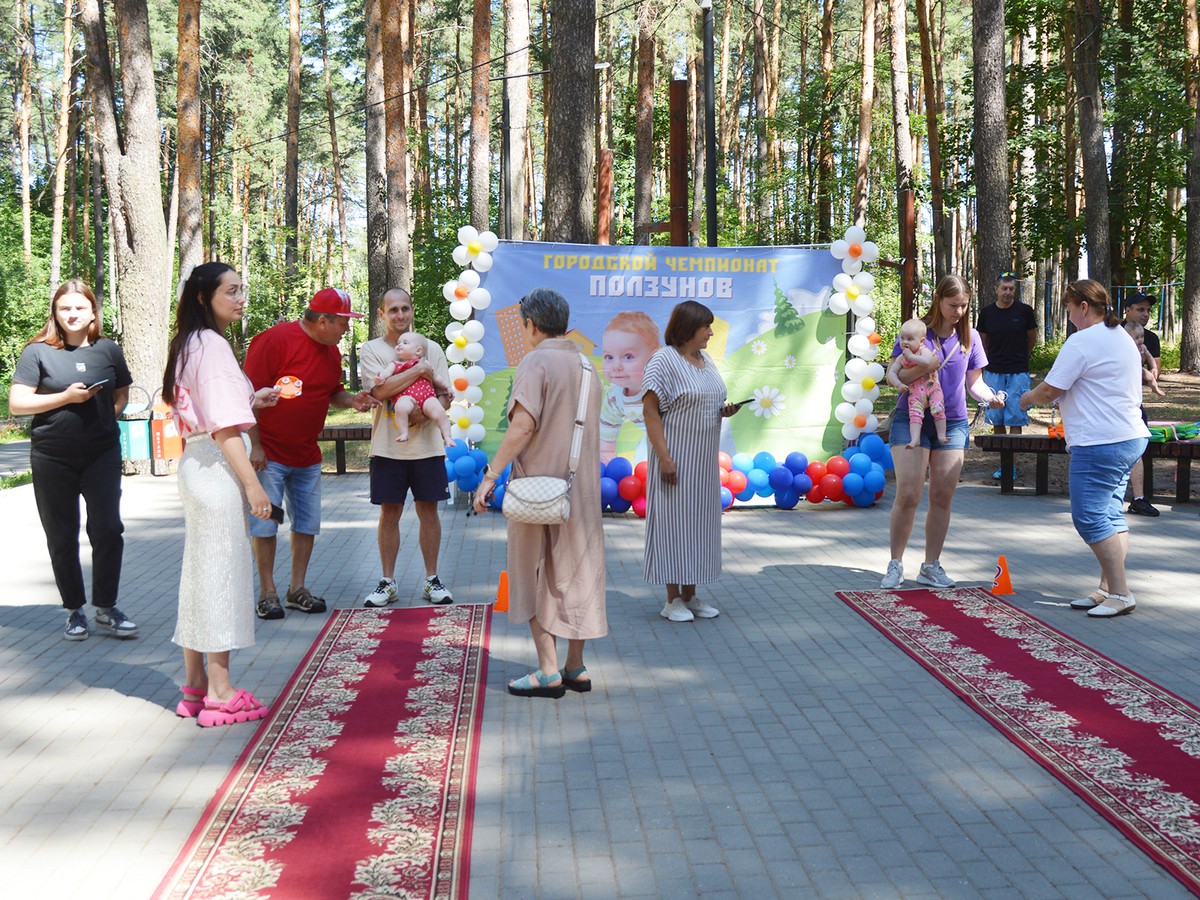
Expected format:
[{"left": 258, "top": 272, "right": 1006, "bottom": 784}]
[
  {"left": 889, "top": 0, "right": 915, "bottom": 274},
  {"left": 285, "top": 0, "right": 301, "bottom": 292},
  {"left": 543, "top": 0, "right": 595, "bottom": 243},
  {"left": 319, "top": 4, "right": 350, "bottom": 286},
  {"left": 916, "top": 0, "right": 949, "bottom": 278},
  {"left": 1074, "top": 0, "right": 1110, "bottom": 286},
  {"left": 972, "top": 0, "right": 1013, "bottom": 307},
  {"left": 382, "top": 0, "right": 412, "bottom": 291},
  {"left": 852, "top": 0, "right": 875, "bottom": 227},
  {"left": 816, "top": 0, "right": 834, "bottom": 241},
  {"left": 49, "top": 0, "right": 77, "bottom": 291},
  {"left": 1180, "top": 0, "right": 1200, "bottom": 372},
  {"left": 469, "top": 0, "right": 491, "bottom": 229},
  {"left": 752, "top": 0, "right": 769, "bottom": 231},
  {"left": 19, "top": 0, "right": 33, "bottom": 267},
  {"left": 177, "top": 0, "right": 203, "bottom": 275},
  {"left": 504, "top": 0, "right": 530, "bottom": 240},
  {"left": 634, "top": 14, "right": 655, "bottom": 244},
  {"left": 364, "top": 0, "right": 388, "bottom": 333}
]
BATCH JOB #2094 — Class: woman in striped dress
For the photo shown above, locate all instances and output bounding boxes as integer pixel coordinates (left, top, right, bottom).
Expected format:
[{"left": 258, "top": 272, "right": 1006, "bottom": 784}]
[{"left": 642, "top": 301, "right": 744, "bottom": 622}]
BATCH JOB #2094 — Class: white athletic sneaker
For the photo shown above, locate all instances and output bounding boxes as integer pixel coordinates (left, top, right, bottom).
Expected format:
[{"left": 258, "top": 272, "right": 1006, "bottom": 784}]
[
  {"left": 684, "top": 597, "right": 720, "bottom": 619},
  {"left": 916, "top": 560, "right": 956, "bottom": 588},
  {"left": 660, "top": 597, "right": 695, "bottom": 622},
  {"left": 363, "top": 577, "right": 398, "bottom": 608},
  {"left": 423, "top": 575, "right": 454, "bottom": 605},
  {"left": 880, "top": 560, "right": 904, "bottom": 589}
]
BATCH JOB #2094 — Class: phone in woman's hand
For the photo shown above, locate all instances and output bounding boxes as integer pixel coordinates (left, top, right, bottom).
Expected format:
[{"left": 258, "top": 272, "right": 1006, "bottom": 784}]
[{"left": 86, "top": 378, "right": 109, "bottom": 390}]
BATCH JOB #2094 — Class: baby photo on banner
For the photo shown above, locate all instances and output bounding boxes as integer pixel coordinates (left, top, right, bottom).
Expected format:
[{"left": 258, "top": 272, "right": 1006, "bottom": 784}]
[{"left": 476, "top": 242, "right": 846, "bottom": 463}]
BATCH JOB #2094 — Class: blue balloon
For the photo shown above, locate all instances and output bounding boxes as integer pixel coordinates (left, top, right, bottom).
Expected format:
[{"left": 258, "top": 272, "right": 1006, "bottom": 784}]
[
  {"left": 842, "top": 472, "right": 865, "bottom": 496},
  {"left": 469, "top": 448, "right": 489, "bottom": 471},
  {"left": 600, "top": 476, "right": 619, "bottom": 507},
  {"left": 753, "top": 451, "right": 777, "bottom": 472},
  {"left": 864, "top": 470, "right": 886, "bottom": 494},
  {"left": 775, "top": 488, "right": 801, "bottom": 510},
  {"left": 748, "top": 468, "right": 770, "bottom": 490},
  {"left": 490, "top": 483, "right": 506, "bottom": 508},
  {"left": 444, "top": 459, "right": 457, "bottom": 480},
  {"left": 453, "top": 456, "right": 477, "bottom": 478},
  {"left": 605, "top": 457, "right": 633, "bottom": 482},
  {"left": 849, "top": 452, "right": 872, "bottom": 475},
  {"left": 735, "top": 485, "right": 756, "bottom": 501},
  {"left": 457, "top": 471, "right": 482, "bottom": 492},
  {"left": 792, "top": 473, "right": 813, "bottom": 495},
  {"left": 720, "top": 486, "right": 734, "bottom": 509},
  {"left": 859, "top": 433, "right": 886, "bottom": 461},
  {"left": 500, "top": 462, "right": 513, "bottom": 483},
  {"left": 853, "top": 491, "right": 875, "bottom": 508},
  {"left": 731, "top": 452, "right": 755, "bottom": 474},
  {"left": 755, "top": 485, "right": 775, "bottom": 498},
  {"left": 768, "top": 466, "right": 794, "bottom": 492},
  {"left": 880, "top": 443, "right": 895, "bottom": 471},
  {"left": 784, "top": 451, "right": 809, "bottom": 474},
  {"left": 609, "top": 496, "right": 632, "bottom": 514},
  {"left": 446, "top": 439, "right": 469, "bottom": 461}
]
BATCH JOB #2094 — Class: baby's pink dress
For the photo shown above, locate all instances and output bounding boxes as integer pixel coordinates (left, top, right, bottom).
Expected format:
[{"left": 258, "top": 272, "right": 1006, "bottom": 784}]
[
  {"left": 900, "top": 355, "right": 946, "bottom": 427},
  {"left": 391, "top": 358, "right": 436, "bottom": 404}
]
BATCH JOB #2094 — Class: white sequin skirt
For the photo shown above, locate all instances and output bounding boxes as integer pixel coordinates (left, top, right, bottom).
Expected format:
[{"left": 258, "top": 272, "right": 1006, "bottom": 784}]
[{"left": 172, "top": 433, "right": 256, "bottom": 652}]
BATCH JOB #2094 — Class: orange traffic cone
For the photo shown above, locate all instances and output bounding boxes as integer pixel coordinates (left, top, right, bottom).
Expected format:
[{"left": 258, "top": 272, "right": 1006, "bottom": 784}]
[
  {"left": 991, "top": 555, "right": 1014, "bottom": 595},
  {"left": 494, "top": 570, "right": 509, "bottom": 611}
]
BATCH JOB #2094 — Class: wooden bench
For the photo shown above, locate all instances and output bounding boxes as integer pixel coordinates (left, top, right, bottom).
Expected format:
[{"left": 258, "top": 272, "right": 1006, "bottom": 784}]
[
  {"left": 974, "top": 433, "right": 1200, "bottom": 502},
  {"left": 318, "top": 424, "right": 373, "bottom": 474}
]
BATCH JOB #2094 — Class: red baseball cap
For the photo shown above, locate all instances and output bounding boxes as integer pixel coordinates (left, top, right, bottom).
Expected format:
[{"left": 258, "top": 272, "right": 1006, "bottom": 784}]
[{"left": 308, "top": 287, "right": 364, "bottom": 318}]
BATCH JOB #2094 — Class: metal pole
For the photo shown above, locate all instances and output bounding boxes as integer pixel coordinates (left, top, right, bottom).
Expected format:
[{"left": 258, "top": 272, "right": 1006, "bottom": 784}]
[{"left": 701, "top": 0, "right": 717, "bottom": 246}]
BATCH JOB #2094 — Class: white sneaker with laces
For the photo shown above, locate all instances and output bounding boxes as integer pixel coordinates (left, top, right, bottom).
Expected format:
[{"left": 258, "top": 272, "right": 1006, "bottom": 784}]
[
  {"left": 423, "top": 575, "right": 454, "bottom": 605},
  {"left": 660, "top": 598, "right": 695, "bottom": 622},
  {"left": 916, "top": 560, "right": 956, "bottom": 588},
  {"left": 684, "top": 597, "right": 720, "bottom": 619},
  {"left": 363, "top": 577, "right": 398, "bottom": 608},
  {"left": 880, "top": 560, "right": 904, "bottom": 589}
]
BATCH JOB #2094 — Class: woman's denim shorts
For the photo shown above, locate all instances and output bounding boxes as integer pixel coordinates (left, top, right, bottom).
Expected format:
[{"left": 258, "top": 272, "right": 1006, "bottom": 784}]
[
  {"left": 1068, "top": 437, "right": 1149, "bottom": 545},
  {"left": 888, "top": 416, "right": 970, "bottom": 451}
]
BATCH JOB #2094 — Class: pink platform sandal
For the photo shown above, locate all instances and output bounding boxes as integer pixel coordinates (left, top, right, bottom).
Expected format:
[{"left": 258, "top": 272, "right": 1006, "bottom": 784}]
[
  {"left": 175, "top": 686, "right": 206, "bottom": 718},
  {"left": 197, "top": 689, "right": 269, "bottom": 728}
]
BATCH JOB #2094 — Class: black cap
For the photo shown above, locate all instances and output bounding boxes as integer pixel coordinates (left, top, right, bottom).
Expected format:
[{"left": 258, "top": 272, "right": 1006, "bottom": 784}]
[{"left": 1124, "top": 290, "right": 1156, "bottom": 308}]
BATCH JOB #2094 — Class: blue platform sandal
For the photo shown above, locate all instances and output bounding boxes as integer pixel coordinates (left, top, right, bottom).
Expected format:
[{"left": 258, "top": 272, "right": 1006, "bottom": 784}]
[
  {"left": 507, "top": 671, "right": 566, "bottom": 699},
  {"left": 560, "top": 666, "right": 592, "bottom": 693}
]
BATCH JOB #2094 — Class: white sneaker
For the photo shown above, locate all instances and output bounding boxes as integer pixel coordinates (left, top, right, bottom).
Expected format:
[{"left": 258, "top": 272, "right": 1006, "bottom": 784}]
[
  {"left": 660, "top": 598, "right": 695, "bottom": 622},
  {"left": 423, "top": 575, "right": 454, "bottom": 605},
  {"left": 880, "top": 560, "right": 904, "bottom": 589},
  {"left": 684, "top": 597, "right": 720, "bottom": 619},
  {"left": 363, "top": 577, "right": 397, "bottom": 608},
  {"left": 916, "top": 560, "right": 956, "bottom": 588}
]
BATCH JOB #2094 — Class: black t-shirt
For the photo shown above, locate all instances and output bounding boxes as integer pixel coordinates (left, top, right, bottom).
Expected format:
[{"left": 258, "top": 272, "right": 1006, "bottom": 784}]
[
  {"left": 975, "top": 300, "right": 1037, "bottom": 373},
  {"left": 1143, "top": 328, "right": 1161, "bottom": 360},
  {"left": 12, "top": 338, "right": 133, "bottom": 457}
]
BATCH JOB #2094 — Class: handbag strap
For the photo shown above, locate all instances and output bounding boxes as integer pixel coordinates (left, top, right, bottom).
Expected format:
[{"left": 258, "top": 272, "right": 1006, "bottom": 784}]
[{"left": 566, "top": 354, "right": 593, "bottom": 482}]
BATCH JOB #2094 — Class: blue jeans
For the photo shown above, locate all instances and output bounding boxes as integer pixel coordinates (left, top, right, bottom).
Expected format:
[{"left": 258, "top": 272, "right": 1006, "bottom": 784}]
[
  {"left": 982, "top": 371, "right": 1031, "bottom": 427},
  {"left": 1068, "top": 438, "right": 1148, "bottom": 545},
  {"left": 248, "top": 460, "right": 323, "bottom": 537},
  {"left": 888, "top": 417, "right": 970, "bottom": 451}
]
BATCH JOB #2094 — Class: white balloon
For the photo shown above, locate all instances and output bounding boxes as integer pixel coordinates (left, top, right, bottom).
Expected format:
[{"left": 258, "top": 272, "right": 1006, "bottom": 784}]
[
  {"left": 867, "top": 362, "right": 885, "bottom": 382},
  {"left": 451, "top": 423, "right": 467, "bottom": 439},
  {"left": 466, "top": 423, "right": 486, "bottom": 443},
  {"left": 462, "top": 320, "right": 485, "bottom": 342},
  {"left": 833, "top": 273, "right": 854, "bottom": 293},
  {"left": 459, "top": 269, "right": 481, "bottom": 290},
  {"left": 448, "top": 363, "right": 467, "bottom": 381},
  {"left": 842, "top": 422, "right": 862, "bottom": 440},
  {"left": 463, "top": 342, "right": 484, "bottom": 362},
  {"left": 854, "top": 398, "right": 874, "bottom": 416},
  {"left": 468, "top": 288, "right": 492, "bottom": 310},
  {"left": 449, "top": 299, "right": 472, "bottom": 321},
  {"left": 850, "top": 295, "right": 874, "bottom": 318},
  {"left": 841, "top": 257, "right": 863, "bottom": 276},
  {"left": 861, "top": 343, "right": 881, "bottom": 361},
  {"left": 457, "top": 225, "right": 479, "bottom": 246},
  {"left": 864, "top": 386, "right": 881, "bottom": 402},
  {"left": 841, "top": 382, "right": 864, "bottom": 403},
  {"left": 860, "top": 241, "right": 880, "bottom": 263},
  {"left": 478, "top": 230, "right": 499, "bottom": 252},
  {"left": 473, "top": 251, "right": 493, "bottom": 272},
  {"left": 467, "top": 405, "right": 485, "bottom": 424},
  {"left": 443, "top": 281, "right": 459, "bottom": 303},
  {"left": 828, "top": 293, "right": 850, "bottom": 315},
  {"left": 845, "top": 225, "right": 867, "bottom": 245},
  {"left": 848, "top": 334, "right": 871, "bottom": 357},
  {"left": 452, "top": 245, "right": 471, "bottom": 267},
  {"left": 465, "top": 365, "right": 486, "bottom": 385},
  {"left": 830, "top": 239, "right": 849, "bottom": 259},
  {"left": 835, "top": 402, "right": 856, "bottom": 424},
  {"left": 854, "top": 272, "right": 876, "bottom": 293},
  {"left": 864, "top": 413, "right": 879, "bottom": 432},
  {"left": 855, "top": 316, "right": 876, "bottom": 336},
  {"left": 465, "top": 385, "right": 483, "bottom": 404},
  {"left": 446, "top": 344, "right": 466, "bottom": 364},
  {"left": 445, "top": 322, "right": 464, "bottom": 341},
  {"left": 845, "top": 358, "right": 869, "bottom": 381}
]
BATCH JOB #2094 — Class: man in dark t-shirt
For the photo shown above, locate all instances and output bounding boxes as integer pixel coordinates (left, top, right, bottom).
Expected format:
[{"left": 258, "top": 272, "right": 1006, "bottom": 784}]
[
  {"left": 1122, "top": 291, "right": 1161, "bottom": 516},
  {"left": 977, "top": 271, "right": 1038, "bottom": 477}
]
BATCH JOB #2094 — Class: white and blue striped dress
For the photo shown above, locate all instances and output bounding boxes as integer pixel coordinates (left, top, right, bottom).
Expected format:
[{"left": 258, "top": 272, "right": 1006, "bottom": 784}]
[{"left": 642, "top": 346, "right": 725, "bottom": 585}]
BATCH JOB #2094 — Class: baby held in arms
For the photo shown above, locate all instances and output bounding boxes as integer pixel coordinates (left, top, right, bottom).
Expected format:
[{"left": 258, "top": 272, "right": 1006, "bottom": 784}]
[
  {"left": 1123, "top": 321, "right": 1165, "bottom": 397},
  {"left": 887, "top": 317, "right": 948, "bottom": 448},
  {"left": 391, "top": 331, "right": 454, "bottom": 445}
]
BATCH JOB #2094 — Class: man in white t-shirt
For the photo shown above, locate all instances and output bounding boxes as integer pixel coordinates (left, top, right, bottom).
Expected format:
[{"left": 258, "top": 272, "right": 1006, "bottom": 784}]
[{"left": 357, "top": 289, "right": 454, "bottom": 606}]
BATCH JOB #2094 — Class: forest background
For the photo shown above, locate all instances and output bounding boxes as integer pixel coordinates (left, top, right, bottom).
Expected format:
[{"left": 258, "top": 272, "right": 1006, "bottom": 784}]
[{"left": 3, "top": 0, "right": 1200, "bottom": 405}]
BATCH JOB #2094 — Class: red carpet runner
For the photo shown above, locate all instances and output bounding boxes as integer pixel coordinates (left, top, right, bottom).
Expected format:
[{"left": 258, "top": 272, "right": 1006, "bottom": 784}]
[
  {"left": 836, "top": 586, "right": 1200, "bottom": 895},
  {"left": 154, "top": 605, "right": 491, "bottom": 900}
]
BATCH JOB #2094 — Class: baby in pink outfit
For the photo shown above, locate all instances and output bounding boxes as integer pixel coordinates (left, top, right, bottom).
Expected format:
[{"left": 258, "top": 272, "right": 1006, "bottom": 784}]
[
  {"left": 887, "top": 318, "right": 947, "bottom": 448},
  {"left": 391, "top": 331, "right": 454, "bottom": 446}
]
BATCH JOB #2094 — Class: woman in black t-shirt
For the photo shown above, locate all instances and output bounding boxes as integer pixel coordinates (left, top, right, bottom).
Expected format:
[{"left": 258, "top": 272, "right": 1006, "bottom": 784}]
[{"left": 9, "top": 280, "right": 137, "bottom": 641}]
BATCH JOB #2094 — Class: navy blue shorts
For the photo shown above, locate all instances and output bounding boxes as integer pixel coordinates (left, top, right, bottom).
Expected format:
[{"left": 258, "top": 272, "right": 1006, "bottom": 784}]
[{"left": 369, "top": 455, "right": 449, "bottom": 505}]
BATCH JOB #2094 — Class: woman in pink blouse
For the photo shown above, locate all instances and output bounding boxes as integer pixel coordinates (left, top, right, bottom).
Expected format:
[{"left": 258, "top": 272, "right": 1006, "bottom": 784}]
[{"left": 162, "top": 263, "right": 279, "bottom": 727}]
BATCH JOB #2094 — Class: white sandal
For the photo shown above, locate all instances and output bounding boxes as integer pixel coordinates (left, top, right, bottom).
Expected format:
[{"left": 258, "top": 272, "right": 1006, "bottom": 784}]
[{"left": 1086, "top": 592, "right": 1136, "bottom": 618}]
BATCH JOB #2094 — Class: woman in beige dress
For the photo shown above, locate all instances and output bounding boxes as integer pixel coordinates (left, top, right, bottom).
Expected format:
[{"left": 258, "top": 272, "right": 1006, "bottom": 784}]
[{"left": 474, "top": 288, "right": 606, "bottom": 698}]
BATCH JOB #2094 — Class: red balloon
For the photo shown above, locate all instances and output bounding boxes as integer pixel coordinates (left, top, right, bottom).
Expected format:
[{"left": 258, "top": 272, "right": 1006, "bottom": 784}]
[
  {"left": 806, "top": 486, "right": 826, "bottom": 504},
  {"left": 875, "top": 490, "right": 885, "bottom": 500},
  {"left": 727, "top": 470, "right": 748, "bottom": 493},
  {"left": 632, "top": 496, "right": 647, "bottom": 518},
  {"left": 618, "top": 475, "right": 643, "bottom": 501},
  {"left": 826, "top": 455, "right": 850, "bottom": 477},
  {"left": 806, "top": 461, "right": 827, "bottom": 482},
  {"left": 843, "top": 495, "right": 856, "bottom": 506},
  {"left": 719, "top": 467, "right": 731, "bottom": 486},
  {"left": 717, "top": 451, "right": 732, "bottom": 470},
  {"left": 634, "top": 461, "right": 649, "bottom": 482},
  {"left": 820, "top": 473, "right": 844, "bottom": 501}
]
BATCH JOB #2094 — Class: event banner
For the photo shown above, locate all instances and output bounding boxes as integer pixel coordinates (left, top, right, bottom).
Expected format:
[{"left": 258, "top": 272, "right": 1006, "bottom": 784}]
[{"left": 474, "top": 241, "right": 846, "bottom": 463}]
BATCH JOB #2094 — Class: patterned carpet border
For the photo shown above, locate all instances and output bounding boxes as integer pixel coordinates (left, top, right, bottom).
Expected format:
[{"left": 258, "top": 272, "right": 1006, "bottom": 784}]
[
  {"left": 837, "top": 586, "right": 1200, "bottom": 896},
  {"left": 153, "top": 604, "right": 491, "bottom": 900}
]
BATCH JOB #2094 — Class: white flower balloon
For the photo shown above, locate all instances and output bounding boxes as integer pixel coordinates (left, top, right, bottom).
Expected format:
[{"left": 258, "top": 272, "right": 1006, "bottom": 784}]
[
  {"left": 465, "top": 365, "right": 486, "bottom": 385},
  {"left": 468, "top": 288, "right": 492, "bottom": 310},
  {"left": 473, "top": 251, "right": 494, "bottom": 272},
  {"left": 462, "top": 320, "right": 485, "bottom": 342},
  {"left": 478, "top": 230, "right": 499, "bottom": 252}
]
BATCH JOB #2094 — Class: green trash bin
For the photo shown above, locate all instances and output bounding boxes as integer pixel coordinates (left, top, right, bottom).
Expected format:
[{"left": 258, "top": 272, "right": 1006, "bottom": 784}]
[{"left": 119, "top": 386, "right": 152, "bottom": 461}]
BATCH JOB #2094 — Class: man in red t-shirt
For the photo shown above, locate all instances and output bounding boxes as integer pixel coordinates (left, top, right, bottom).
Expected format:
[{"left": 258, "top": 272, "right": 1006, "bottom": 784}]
[{"left": 244, "top": 288, "right": 377, "bottom": 620}]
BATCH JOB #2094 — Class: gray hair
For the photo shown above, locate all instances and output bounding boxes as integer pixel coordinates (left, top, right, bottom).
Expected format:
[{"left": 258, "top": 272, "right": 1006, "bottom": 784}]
[{"left": 519, "top": 288, "right": 570, "bottom": 337}]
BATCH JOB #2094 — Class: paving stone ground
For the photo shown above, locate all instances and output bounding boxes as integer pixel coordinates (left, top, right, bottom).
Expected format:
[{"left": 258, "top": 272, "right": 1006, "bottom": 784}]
[{"left": 1, "top": 470, "right": 1197, "bottom": 899}]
